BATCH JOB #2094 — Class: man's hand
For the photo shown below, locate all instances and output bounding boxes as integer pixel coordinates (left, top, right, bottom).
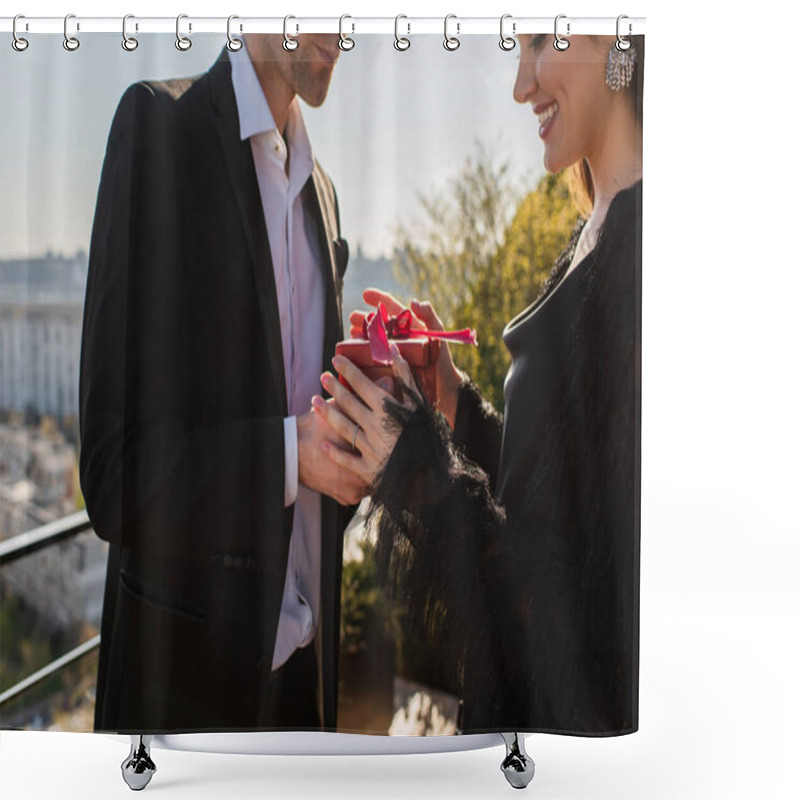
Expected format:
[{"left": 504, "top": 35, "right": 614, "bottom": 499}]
[{"left": 297, "top": 408, "right": 368, "bottom": 506}]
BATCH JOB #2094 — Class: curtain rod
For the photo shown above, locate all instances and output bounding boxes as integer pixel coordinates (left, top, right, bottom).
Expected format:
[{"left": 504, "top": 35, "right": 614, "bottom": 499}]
[{"left": 0, "top": 16, "right": 646, "bottom": 37}]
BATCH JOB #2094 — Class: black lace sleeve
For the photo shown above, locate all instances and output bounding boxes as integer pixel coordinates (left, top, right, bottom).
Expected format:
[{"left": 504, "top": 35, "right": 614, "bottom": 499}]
[
  {"left": 451, "top": 378, "right": 504, "bottom": 490},
  {"left": 366, "top": 388, "right": 514, "bottom": 701}
]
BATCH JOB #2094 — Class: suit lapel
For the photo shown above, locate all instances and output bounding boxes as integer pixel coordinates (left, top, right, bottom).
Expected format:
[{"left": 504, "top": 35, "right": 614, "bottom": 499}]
[
  {"left": 208, "top": 50, "right": 288, "bottom": 415},
  {"left": 305, "top": 169, "right": 343, "bottom": 365}
]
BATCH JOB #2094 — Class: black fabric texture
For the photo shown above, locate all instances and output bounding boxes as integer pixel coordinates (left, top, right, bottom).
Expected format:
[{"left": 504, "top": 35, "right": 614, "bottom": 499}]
[{"left": 451, "top": 377, "right": 504, "bottom": 491}]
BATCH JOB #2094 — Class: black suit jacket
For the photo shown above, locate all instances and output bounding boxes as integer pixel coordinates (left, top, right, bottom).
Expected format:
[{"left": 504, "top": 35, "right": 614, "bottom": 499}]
[{"left": 79, "top": 50, "right": 351, "bottom": 733}]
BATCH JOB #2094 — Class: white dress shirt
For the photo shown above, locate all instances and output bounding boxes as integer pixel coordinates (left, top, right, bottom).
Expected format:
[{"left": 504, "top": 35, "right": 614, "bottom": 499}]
[{"left": 230, "top": 43, "right": 326, "bottom": 671}]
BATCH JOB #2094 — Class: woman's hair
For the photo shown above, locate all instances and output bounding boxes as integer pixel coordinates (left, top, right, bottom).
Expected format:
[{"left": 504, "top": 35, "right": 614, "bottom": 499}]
[{"left": 569, "top": 34, "right": 645, "bottom": 216}]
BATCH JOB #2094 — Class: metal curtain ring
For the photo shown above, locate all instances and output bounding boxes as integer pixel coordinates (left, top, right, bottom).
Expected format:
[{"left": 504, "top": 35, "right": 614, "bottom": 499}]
[
  {"left": 499, "top": 14, "right": 516, "bottom": 51},
  {"left": 394, "top": 14, "right": 410, "bottom": 51},
  {"left": 283, "top": 15, "right": 299, "bottom": 51},
  {"left": 553, "top": 14, "right": 570, "bottom": 51},
  {"left": 351, "top": 423, "right": 361, "bottom": 452},
  {"left": 122, "top": 14, "right": 138, "bottom": 51},
  {"left": 63, "top": 14, "right": 80, "bottom": 51},
  {"left": 615, "top": 14, "right": 632, "bottom": 51},
  {"left": 339, "top": 14, "right": 355, "bottom": 51},
  {"left": 12, "top": 15, "right": 29, "bottom": 52},
  {"left": 176, "top": 14, "right": 192, "bottom": 51},
  {"left": 444, "top": 14, "right": 460, "bottom": 51},
  {"left": 227, "top": 15, "right": 243, "bottom": 52}
]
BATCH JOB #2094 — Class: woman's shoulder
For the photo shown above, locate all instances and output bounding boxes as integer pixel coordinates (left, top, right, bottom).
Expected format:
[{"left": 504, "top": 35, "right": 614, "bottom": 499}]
[
  {"left": 598, "top": 180, "right": 642, "bottom": 248},
  {"left": 553, "top": 177, "right": 642, "bottom": 278}
]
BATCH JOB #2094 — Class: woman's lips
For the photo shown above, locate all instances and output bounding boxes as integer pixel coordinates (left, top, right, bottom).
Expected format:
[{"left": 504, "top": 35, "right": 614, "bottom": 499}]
[{"left": 535, "top": 101, "right": 559, "bottom": 139}]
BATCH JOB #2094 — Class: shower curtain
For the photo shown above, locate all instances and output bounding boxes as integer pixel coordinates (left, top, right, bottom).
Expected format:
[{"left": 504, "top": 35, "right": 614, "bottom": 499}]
[{"left": 0, "top": 22, "right": 642, "bottom": 739}]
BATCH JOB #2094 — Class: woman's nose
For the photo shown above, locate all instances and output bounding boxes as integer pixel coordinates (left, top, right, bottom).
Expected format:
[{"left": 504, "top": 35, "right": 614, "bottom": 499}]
[{"left": 513, "top": 58, "right": 537, "bottom": 104}]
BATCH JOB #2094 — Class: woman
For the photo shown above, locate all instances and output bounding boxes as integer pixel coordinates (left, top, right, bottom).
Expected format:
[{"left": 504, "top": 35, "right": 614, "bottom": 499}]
[{"left": 313, "top": 33, "right": 643, "bottom": 734}]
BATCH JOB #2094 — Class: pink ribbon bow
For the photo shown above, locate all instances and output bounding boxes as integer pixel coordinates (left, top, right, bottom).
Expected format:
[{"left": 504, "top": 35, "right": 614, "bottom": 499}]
[{"left": 361, "top": 302, "right": 478, "bottom": 366}]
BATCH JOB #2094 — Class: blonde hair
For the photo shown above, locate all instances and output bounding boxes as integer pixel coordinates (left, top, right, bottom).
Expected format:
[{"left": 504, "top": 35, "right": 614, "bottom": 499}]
[{"left": 568, "top": 159, "right": 594, "bottom": 218}]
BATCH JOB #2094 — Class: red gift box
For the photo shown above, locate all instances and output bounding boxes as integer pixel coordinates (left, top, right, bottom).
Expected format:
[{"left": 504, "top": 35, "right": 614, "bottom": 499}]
[
  {"left": 335, "top": 337, "right": 441, "bottom": 406},
  {"left": 333, "top": 302, "right": 476, "bottom": 408}
]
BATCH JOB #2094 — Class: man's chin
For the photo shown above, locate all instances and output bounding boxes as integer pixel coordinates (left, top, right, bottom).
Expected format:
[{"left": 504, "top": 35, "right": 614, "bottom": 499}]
[
  {"left": 303, "top": 59, "right": 337, "bottom": 106},
  {"left": 298, "top": 86, "right": 333, "bottom": 108}
]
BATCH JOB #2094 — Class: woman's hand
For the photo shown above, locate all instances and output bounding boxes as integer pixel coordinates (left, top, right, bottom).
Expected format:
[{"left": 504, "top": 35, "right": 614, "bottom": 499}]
[
  {"left": 350, "top": 288, "right": 466, "bottom": 428},
  {"left": 313, "top": 344, "right": 417, "bottom": 488}
]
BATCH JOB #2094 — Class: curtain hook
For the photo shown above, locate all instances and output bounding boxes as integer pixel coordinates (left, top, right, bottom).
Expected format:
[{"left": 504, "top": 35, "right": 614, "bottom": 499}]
[
  {"left": 394, "top": 15, "right": 410, "bottom": 51},
  {"left": 175, "top": 14, "right": 192, "bottom": 51},
  {"left": 499, "top": 14, "right": 516, "bottom": 51},
  {"left": 444, "top": 14, "right": 460, "bottom": 51},
  {"left": 12, "top": 14, "right": 29, "bottom": 52},
  {"left": 122, "top": 15, "right": 138, "bottom": 51},
  {"left": 553, "top": 14, "right": 570, "bottom": 51},
  {"left": 227, "top": 15, "right": 243, "bottom": 51},
  {"left": 283, "top": 15, "right": 299, "bottom": 51},
  {"left": 63, "top": 13, "right": 80, "bottom": 51},
  {"left": 616, "top": 14, "right": 632, "bottom": 51},
  {"left": 339, "top": 14, "right": 355, "bottom": 51}
]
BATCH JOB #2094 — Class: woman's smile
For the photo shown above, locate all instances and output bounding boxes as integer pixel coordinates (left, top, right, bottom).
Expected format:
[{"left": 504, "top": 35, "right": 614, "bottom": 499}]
[{"left": 535, "top": 100, "right": 559, "bottom": 139}]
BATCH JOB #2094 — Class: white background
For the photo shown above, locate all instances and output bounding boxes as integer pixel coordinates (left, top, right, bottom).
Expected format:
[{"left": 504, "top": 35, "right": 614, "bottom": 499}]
[{"left": 2, "top": 0, "right": 799, "bottom": 798}]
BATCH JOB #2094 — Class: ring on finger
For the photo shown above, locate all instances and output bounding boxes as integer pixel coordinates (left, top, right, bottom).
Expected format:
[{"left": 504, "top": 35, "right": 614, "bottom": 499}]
[{"left": 351, "top": 423, "right": 361, "bottom": 451}]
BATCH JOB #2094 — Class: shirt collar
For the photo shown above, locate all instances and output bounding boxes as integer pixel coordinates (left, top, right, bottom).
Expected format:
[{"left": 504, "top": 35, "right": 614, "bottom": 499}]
[{"left": 229, "top": 42, "right": 315, "bottom": 179}]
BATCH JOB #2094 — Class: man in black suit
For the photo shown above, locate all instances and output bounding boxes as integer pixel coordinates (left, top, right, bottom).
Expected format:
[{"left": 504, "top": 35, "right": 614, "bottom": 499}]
[{"left": 79, "top": 34, "right": 365, "bottom": 733}]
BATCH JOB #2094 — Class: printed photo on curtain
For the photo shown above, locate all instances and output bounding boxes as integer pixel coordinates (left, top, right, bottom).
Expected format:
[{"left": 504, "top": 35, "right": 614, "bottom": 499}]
[{"left": 0, "top": 26, "right": 643, "bottom": 742}]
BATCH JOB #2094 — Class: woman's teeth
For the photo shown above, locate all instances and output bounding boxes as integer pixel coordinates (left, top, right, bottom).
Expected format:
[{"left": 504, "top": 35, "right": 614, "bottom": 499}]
[{"left": 537, "top": 102, "right": 558, "bottom": 126}]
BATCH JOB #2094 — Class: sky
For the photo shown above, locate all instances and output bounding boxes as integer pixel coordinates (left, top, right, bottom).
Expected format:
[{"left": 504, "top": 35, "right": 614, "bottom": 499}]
[{"left": 0, "top": 33, "right": 545, "bottom": 260}]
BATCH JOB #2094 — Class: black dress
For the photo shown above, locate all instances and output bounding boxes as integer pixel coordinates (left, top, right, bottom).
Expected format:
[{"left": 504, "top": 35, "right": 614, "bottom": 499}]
[{"left": 369, "top": 181, "right": 641, "bottom": 735}]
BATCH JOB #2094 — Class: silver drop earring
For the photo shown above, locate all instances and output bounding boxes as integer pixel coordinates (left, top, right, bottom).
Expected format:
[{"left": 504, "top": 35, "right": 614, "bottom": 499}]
[{"left": 605, "top": 44, "right": 638, "bottom": 91}]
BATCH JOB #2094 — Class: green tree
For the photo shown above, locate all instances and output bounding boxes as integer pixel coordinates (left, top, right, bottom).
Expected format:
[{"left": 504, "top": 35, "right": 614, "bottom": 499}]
[
  {"left": 395, "top": 148, "right": 580, "bottom": 410},
  {"left": 394, "top": 141, "right": 515, "bottom": 330}
]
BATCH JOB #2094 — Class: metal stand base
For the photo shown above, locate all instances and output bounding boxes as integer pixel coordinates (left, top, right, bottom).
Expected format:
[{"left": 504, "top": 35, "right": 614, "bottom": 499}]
[
  {"left": 121, "top": 735, "right": 157, "bottom": 791},
  {"left": 118, "top": 732, "right": 532, "bottom": 789},
  {"left": 500, "top": 733, "right": 535, "bottom": 789}
]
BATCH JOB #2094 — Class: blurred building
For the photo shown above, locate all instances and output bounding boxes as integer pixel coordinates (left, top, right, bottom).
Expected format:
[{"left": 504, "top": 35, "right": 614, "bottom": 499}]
[{"left": 0, "top": 251, "right": 87, "bottom": 421}]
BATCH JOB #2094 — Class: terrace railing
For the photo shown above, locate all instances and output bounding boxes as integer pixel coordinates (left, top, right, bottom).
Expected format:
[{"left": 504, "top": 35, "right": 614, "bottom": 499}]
[{"left": 0, "top": 510, "right": 101, "bottom": 709}]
